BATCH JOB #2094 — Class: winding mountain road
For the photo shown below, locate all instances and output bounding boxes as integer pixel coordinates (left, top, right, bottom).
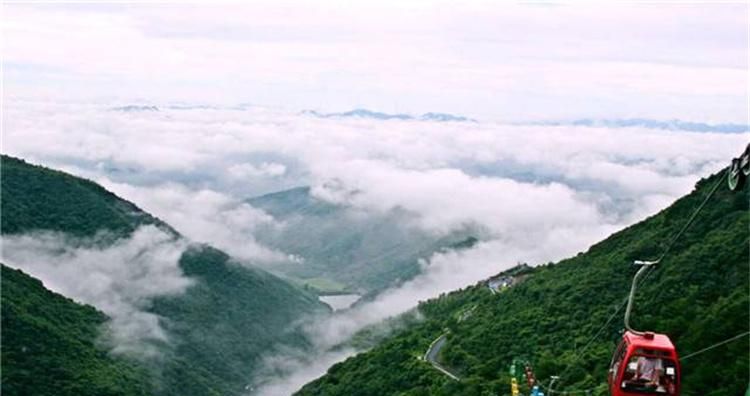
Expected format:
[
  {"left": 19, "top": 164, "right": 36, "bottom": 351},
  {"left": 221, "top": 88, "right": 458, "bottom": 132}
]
[{"left": 423, "top": 333, "right": 461, "bottom": 381}]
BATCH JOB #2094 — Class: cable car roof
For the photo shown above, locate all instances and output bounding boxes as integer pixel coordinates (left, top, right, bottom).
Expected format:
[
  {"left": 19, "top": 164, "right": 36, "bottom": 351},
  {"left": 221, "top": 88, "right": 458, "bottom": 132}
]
[{"left": 623, "top": 331, "right": 676, "bottom": 350}]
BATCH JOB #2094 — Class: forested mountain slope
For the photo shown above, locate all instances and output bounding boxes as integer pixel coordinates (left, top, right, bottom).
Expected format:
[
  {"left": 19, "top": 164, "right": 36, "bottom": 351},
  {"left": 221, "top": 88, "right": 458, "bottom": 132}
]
[
  {"left": 297, "top": 169, "right": 749, "bottom": 396},
  {"left": 0, "top": 156, "right": 168, "bottom": 237},
  {"left": 0, "top": 155, "right": 329, "bottom": 396},
  {"left": 249, "top": 186, "right": 477, "bottom": 294},
  {"left": 1, "top": 264, "right": 150, "bottom": 396}
]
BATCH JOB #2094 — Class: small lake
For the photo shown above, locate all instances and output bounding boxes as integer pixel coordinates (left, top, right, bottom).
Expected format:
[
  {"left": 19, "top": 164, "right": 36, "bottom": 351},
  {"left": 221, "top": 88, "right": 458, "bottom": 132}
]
[{"left": 319, "top": 294, "right": 361, "bottom": 311}]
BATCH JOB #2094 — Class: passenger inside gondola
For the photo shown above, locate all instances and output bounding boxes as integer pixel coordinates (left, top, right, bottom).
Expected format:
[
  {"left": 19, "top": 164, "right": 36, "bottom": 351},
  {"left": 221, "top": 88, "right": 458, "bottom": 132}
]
[
  {"left": 621, "top": 353, "right": 677, "bottom": 394},
  {"left": 636, "top": 356, "right": 662, "bottom": 386}
]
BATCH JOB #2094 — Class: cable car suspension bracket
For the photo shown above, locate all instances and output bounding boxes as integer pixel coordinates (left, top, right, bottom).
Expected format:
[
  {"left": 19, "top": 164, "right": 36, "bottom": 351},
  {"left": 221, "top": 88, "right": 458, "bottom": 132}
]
[{"left": 624, "top": 260, "right": 659, "bottom": 336}]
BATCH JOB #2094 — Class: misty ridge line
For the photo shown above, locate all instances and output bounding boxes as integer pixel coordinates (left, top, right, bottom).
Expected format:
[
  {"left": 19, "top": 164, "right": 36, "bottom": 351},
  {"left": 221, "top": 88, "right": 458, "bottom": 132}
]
[{"left": 1, "top": 226, "right": 191, "bottom": 360}]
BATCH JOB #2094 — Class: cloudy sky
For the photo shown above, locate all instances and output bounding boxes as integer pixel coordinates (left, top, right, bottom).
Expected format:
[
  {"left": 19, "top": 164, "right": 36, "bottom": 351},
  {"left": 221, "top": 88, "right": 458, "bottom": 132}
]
[{"left": 3, "top": 1, "right": 748, "bottom": 121}]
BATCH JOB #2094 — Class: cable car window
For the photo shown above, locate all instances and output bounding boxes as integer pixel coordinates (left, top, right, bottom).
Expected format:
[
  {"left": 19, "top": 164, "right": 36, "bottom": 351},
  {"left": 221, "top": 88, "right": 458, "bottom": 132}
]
[
  {"left": 634, "top": 348, "right": 670, "bottom": 357},
  {"left": 611, "top": 342, "right": 627, "bottom": 382},
  {"left": 621, "top": 355, "right": 678, "bottom": 394}
]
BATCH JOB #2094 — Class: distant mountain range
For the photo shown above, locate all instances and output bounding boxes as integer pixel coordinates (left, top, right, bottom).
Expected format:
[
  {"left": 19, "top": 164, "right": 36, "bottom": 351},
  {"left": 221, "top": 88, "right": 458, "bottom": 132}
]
[
  {"left": 301, "top": 109, "right": 477, "bottom": 123},
  {"left": 111, "top": 104, "right": 253, "bottom": 112},
  {"left": 534, "top": 118, "right": 749, "bottom": 133},
  {"left": 110, "top": 105, "right": 160, "bottom": 112},
  {"left": 109, "top": 105, "right": 476, "bottom": 123},
  {"left": 107, "top": 106, "right": 746, "bottom": 134}
]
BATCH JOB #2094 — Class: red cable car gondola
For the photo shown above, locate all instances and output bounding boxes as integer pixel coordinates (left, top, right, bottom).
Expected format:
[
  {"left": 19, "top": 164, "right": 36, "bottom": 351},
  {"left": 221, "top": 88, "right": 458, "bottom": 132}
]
[
  {"left": 607, "top": 147, "right": 750, "bottom": 396},
  {"left": 609, "top": 331, "right": 681, "bottom": 396},
  {"left": 608, "top": 261, "right": 681, "bottom": 396}
]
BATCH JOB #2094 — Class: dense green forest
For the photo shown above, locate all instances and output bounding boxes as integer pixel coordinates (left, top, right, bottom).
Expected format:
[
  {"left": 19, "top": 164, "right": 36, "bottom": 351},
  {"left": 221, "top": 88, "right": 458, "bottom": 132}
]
[
  {"left": 0, "top": 155, "right": 169, "bottom": 238},
  {"left": 149, "top": 244, "right": 329, "bottom": 396},
  {"left": 1, "top": 264, "right": 151, "bottom": 396},
  {"left": 0, "top": 155, "right": 329, "bottom": 396},
  {"left": 297, "top": 169, "right": 749, "bottom": 396}
]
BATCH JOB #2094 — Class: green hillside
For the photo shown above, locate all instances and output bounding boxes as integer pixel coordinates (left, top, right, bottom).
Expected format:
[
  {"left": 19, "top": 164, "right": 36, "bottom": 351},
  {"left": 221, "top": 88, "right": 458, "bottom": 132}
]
[
  {"left": 249, "top": 186, "right": 477, "bottom": 294},
  {"left": 297, "top": 169, "right": 749, "bottom": 396},
  {"left": 1, "top": 264, "right": 150, "bottom": 396},
  {"left": 0, "top": 155, "right": 329, "bottom": 396},
  {"left": 150, "top": 244, "right": 328, "bottom": 396},
  {"left": 0, "top": 156, "right": 169, "bottom": 237}
]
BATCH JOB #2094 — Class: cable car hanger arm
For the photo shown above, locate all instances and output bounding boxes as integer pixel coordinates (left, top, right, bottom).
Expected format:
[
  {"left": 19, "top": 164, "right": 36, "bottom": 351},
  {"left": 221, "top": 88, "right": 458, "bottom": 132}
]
[{"left": 624, "top": 260, "right": 658, "bottom": 336}]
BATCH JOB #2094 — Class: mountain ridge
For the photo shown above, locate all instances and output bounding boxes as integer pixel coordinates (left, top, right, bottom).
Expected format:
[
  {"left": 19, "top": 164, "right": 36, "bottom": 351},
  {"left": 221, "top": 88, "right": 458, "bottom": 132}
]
[{"left": 301, "top": 108, "right": 476, "bottom": 122}]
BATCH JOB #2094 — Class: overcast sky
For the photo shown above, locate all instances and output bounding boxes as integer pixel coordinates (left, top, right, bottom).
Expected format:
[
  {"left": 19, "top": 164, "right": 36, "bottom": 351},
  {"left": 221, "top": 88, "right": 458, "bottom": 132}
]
[{"left": 4, "top": 1, "right": 748, "bottom": 121}]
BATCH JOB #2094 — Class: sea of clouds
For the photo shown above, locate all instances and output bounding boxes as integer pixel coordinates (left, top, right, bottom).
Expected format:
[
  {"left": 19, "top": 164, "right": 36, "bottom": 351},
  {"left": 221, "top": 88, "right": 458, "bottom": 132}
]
[{"left": 2, "top": 100, "right": 746, "bottom": 393}]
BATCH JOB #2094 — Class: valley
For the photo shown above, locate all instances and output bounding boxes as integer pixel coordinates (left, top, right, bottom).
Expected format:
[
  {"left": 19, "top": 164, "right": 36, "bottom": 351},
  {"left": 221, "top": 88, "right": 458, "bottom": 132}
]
[
  {"left": 0, "top": 156, "right": 330, "bottom": 396},
  {"left": 248, "top": 186, "right": 480, "bottom": 295}
]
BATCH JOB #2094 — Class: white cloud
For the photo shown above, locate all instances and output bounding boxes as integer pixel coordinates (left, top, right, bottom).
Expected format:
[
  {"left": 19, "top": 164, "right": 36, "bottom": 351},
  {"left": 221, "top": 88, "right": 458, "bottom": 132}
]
[
  {"left": 228, "top": 162, "right": 287, "bottom": 179},
  {"left": 0, "top": 226, "right": 191, "bottom": 359},
  {"left": 97, "top": 180, "right": 289, "bottom": 264},
  {"left": 311, "top": 161, "right": 603, "bottom": 235},
  {"left": 251, "top": 347, "right": 357, "bottom": 396}
]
